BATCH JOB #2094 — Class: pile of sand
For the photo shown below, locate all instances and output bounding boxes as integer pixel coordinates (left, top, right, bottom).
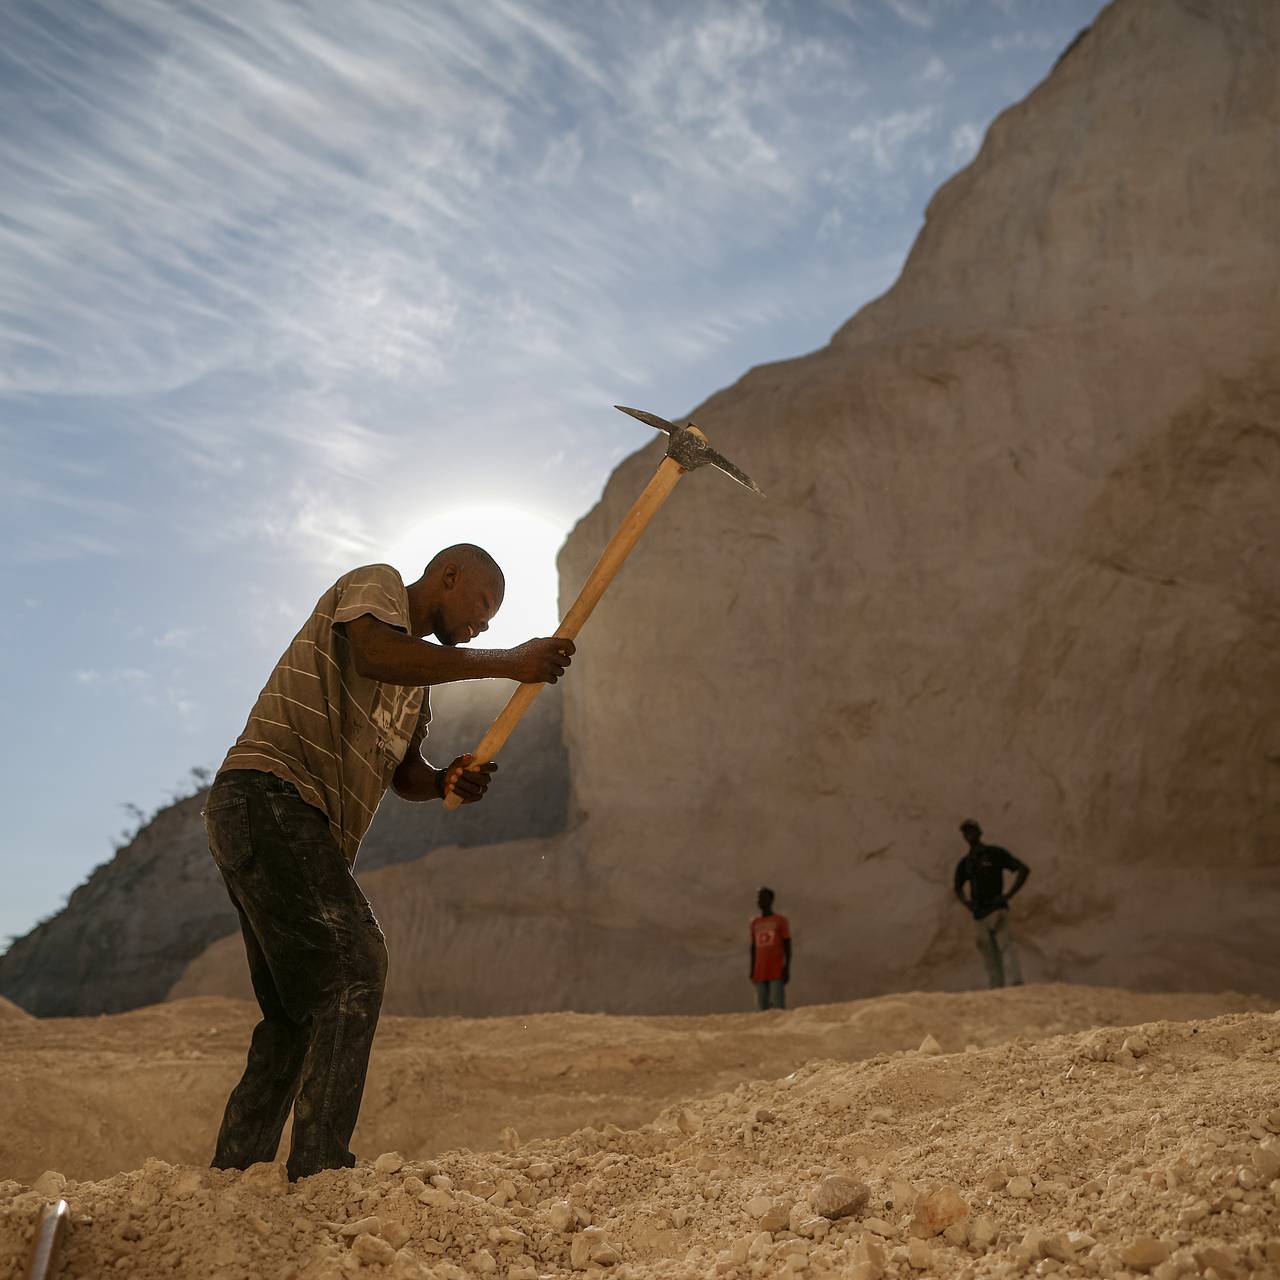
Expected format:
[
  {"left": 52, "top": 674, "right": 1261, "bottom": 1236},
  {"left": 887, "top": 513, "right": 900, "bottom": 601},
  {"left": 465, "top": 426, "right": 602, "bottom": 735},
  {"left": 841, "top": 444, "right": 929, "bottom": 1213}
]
[
  {"left": 2, "top": 986, "right": 1278, "bottom": 1278},
  {"left": 0, "top": 996, "right": 30, "bottom": 1022},
  {"left": 1, "top": 986, "right": 1270, "bottom": 1185}
]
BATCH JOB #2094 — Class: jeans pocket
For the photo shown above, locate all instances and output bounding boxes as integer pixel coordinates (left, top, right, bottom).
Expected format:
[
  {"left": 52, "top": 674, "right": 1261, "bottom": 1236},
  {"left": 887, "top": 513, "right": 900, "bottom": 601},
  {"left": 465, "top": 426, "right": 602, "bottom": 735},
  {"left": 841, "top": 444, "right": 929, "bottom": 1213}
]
[
  {"left": 266, "top": 790, "right": 333, "bottom": 845},
  {"left": 203, "top": 796, "right": 253, "bottom": 874}
]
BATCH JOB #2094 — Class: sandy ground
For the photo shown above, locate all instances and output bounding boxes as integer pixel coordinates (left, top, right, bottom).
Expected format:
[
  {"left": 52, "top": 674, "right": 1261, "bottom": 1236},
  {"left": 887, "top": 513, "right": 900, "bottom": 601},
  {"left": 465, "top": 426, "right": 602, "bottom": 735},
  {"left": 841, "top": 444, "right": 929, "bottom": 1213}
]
[{"left": 1, "top": 985, "right": 1277, "bottom": 1278}]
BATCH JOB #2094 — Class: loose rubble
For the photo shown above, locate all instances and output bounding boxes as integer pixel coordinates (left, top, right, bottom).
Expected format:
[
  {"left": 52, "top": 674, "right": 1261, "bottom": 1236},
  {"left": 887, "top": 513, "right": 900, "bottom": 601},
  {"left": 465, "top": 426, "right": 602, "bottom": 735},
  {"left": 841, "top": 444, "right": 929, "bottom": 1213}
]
[{"left": 3, "top": 1004, "right": 1280, "bottom": 1278}]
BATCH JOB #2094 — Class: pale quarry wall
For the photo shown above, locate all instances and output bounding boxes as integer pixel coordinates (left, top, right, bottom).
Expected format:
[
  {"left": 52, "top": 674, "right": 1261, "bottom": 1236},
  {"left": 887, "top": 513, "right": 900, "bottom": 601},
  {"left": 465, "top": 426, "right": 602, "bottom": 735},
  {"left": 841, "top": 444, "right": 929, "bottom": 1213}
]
[{"left": 177, "top": 0, "right": 1280, "bottom": 1015}]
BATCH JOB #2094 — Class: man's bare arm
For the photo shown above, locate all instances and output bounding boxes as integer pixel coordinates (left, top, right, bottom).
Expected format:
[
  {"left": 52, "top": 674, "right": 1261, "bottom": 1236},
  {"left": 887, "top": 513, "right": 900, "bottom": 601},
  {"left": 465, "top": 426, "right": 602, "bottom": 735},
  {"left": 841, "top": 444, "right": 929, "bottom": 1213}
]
[
  {"left": 391, "top": 724, "right": 496, "bottom": 805},
  {"left": 390, "top": 717, "right": 444, "bottom": 802},
  {"left": 344, "top": 615, "right": 572, "bottom": 687}
]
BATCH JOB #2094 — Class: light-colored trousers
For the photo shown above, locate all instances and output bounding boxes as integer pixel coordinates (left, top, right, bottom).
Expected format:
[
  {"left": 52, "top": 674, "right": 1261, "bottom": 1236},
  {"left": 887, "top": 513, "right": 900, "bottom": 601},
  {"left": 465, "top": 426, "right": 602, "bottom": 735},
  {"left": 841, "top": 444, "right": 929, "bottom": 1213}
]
[{"left": 974, "top": 909, "right": 1022, "bottom": 988}]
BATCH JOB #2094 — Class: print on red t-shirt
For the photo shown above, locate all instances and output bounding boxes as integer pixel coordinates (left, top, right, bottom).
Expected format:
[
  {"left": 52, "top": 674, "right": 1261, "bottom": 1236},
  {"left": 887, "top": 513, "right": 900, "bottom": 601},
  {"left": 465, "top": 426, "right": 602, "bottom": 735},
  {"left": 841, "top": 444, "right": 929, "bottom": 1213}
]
[{"left": 750, "top": 913, "right": 790, "bottom": 982}]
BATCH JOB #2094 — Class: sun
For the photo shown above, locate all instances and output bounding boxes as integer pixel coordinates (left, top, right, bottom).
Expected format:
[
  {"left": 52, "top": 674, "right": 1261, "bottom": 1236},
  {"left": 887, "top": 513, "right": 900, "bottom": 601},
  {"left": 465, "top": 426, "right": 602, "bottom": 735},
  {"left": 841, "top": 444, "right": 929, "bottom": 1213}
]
[{"left": 385, "top": 504, "right": 567, "bottom": 647}]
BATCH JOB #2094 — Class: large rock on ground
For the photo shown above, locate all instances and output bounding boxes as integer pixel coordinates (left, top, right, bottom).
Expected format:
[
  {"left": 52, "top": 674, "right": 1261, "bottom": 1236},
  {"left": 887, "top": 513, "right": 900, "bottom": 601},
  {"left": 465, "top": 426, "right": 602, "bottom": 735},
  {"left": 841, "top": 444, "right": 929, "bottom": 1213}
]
[{"left": 161, "top": 0, "right": 1280, "bottom": 1013}]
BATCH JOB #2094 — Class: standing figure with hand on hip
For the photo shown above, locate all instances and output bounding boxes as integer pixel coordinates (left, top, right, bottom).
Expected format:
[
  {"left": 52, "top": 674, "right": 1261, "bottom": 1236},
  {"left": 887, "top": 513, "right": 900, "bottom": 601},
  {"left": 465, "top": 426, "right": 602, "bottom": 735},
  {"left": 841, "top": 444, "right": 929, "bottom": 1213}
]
[{"left": 953, "top": 818, "right": 1030, "bottom": 988}]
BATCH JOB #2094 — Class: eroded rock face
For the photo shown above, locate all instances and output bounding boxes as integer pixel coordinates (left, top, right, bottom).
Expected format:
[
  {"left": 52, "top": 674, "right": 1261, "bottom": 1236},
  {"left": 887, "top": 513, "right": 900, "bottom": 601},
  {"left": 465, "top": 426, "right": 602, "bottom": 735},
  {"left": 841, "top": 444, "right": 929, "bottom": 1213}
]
[
  {"left": 135, "top": 0, "right": 1280, "bottom": 1013},
  {"left": 0, "top": 683, "right": 568, "bottom": 1015}
]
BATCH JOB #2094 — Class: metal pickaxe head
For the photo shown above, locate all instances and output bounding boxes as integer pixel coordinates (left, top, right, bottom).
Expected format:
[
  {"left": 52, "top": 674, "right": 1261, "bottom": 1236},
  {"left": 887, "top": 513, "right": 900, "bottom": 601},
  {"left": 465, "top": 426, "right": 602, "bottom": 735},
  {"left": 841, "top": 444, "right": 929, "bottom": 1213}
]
[{"left": 614, "top": 405, "right": 765, "bottom": 496}]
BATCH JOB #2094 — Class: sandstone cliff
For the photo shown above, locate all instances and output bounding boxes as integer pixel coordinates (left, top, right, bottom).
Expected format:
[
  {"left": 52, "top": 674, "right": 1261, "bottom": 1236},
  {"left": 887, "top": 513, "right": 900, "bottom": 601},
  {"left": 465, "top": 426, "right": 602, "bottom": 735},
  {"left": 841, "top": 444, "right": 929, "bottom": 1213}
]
[
  {"left": 0, "top": 682, "right": 567, "bottom": 1015},
  {"left": 164, "top": 0, "right": 1280, "bottom": 1013}
]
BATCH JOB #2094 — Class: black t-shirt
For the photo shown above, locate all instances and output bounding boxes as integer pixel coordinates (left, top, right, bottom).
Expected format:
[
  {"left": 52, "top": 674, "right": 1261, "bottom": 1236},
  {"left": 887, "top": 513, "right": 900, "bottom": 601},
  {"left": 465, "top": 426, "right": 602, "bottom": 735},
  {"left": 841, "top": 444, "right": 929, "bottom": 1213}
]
[{"left": 954, "top": 844, "right": 1028, "bottom": 919}]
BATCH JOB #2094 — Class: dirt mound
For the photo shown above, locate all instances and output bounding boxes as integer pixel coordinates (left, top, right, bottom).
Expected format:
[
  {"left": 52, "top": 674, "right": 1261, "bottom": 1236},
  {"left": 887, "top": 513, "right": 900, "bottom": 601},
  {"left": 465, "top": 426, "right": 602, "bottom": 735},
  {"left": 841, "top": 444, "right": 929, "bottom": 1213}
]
[
  {"left": 2, "top": 998, "right": 1279, "bottom": 1278},
  {"left": 0, "top": 986, "right": 1268, "bottom": 1187},
  {"left": 0, "top": 996, "right": 30, "bottom": 1022}
]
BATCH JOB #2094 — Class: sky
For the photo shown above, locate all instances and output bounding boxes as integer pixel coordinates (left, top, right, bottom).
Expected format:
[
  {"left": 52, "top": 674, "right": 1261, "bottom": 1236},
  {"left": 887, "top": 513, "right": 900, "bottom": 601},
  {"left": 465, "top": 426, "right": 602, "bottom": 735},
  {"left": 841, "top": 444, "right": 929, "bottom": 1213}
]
[{"left": 0, "top": 0, "right": 1105, "bottom": 947}]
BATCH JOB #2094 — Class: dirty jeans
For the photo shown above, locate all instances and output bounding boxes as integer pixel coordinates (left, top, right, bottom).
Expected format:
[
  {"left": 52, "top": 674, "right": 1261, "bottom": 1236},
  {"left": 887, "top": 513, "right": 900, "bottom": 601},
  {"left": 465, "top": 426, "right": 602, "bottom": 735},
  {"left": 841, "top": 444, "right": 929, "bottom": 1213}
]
[
  {"left": 754, "top": 979, "right": 786, "bottom": 1010},
  {"left": 202, "top": 769, "right": 387, "bottom": 1181},
  {"left": 974, "top": 908, "right": 1022, "bottom": 988}
]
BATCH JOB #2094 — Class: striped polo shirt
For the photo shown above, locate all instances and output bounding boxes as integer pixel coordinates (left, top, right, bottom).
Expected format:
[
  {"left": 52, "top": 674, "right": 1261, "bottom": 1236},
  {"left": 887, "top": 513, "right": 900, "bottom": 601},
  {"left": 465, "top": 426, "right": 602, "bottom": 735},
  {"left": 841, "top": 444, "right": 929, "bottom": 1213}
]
[{"left": 219, "top": 563, "right": 431, "bottom": 865}]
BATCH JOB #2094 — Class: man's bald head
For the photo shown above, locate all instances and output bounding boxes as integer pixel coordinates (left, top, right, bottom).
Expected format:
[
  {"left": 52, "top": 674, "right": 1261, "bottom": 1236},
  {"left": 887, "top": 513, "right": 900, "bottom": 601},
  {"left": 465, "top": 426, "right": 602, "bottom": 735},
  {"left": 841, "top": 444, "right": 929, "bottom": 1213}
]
[
  {"left": 415, "top": 544, "right": 505, "bottom": 646},
  {"left": 425, "top": 543, "right": 505, "bottom": 592}
]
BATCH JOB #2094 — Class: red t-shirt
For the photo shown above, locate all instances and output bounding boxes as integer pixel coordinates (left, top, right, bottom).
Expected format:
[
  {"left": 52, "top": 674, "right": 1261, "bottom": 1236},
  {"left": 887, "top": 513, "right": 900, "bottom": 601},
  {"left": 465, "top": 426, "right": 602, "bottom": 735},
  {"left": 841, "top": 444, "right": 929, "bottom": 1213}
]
[{"left": 750, "top": 913, "right": 790, "bottom": 982}]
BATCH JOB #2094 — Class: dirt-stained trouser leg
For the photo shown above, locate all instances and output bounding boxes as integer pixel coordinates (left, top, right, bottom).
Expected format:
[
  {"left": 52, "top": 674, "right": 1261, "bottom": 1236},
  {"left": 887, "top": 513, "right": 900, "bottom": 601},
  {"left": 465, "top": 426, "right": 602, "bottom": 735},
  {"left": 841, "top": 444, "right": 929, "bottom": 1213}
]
[{"left": 203, "top": 770, "right": 388, "bottom": 1180}]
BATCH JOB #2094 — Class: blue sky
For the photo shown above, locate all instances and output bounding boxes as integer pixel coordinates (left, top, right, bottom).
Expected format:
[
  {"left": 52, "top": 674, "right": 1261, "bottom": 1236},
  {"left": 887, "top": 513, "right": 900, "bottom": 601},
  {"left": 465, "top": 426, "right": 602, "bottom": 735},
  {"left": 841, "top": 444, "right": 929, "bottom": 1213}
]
[{"left": 0, "top": 0, "right": 1104, "bottom": 946}]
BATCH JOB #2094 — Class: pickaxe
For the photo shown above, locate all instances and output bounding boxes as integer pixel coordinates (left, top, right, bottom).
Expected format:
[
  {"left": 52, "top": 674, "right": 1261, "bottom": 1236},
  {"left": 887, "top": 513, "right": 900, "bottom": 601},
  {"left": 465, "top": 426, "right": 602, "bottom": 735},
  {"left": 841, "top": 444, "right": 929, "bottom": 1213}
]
[{"left": 442, "top": 405, "right": 763, "bottom": 810}]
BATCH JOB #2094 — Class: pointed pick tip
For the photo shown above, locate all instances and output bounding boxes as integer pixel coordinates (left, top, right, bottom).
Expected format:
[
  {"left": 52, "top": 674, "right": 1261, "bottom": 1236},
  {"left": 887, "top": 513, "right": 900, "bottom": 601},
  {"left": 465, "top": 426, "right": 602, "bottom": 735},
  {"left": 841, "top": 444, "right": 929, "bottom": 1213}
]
[{"left": 614, "top": 404, "right": 676, "bottom": 434}]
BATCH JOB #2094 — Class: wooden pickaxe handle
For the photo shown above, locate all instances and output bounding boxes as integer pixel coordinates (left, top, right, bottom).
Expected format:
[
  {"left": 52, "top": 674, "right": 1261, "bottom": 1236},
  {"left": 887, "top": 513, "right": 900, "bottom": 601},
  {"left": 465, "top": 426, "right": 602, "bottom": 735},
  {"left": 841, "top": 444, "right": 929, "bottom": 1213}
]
[{"left": 442, "top": 453, "right": 687, "bottom": 810}]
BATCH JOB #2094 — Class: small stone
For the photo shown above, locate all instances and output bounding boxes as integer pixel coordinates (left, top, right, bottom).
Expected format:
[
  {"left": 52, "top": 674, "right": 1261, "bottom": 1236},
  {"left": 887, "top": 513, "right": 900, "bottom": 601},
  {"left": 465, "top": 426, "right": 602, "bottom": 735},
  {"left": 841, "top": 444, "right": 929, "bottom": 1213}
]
[
  {"left": 970, "top": 1215, "right": 998, "bottom": 1248},
  {"left": 1122, "top": 1034, "right": 1149, "bottom": 1058},
  {"left": 571, "top": 1227, "right": 617, "bottom": 1269},
  {"left": 906, "top": 1239, "right": 933, "bottom": 1269},
  {"left": 918, "top": 1034, "right": 943, "bottom": 1055},
  {"left": 755, "top": 1108, "right": 776, "bottom": 1123},
  {"left": 401, "top": 1176, "right": 427, "bottom": 1197},
  {"left": 867, "top": 1106, "right": 894, "bottom": 1124},
  {"left": 1017, "top": 1229, "right": 1048, "bottom": 1262},
  {"left": 862, "top": 1217, "right": 895, "bottom": 1237},
  {"left": 352, "top": 1233, "right": 397, "bottom": 1266},
  {"left": 30, "top": 1171, "right": 67, "bottom": 1197},
  {"left": 758, "top": 1203, "right": 791, "bottom": 1233},
  {"left": 499, "top": 1126, "right": 520, "bottom": 1152},
  {"left": 809, "top": 1175, "right": 870, "bottom": 1220},
  {"left": 471, "top": 1247, "right": 497, "bottom": 1274},
  {"left": 340, "top": 1217, "right": 383, "bottom": 1238},
  {"left": 1006, "top": 1175, "right": 1034, "bottom": 1198},
  {"left": 1120, "top": 1237, "right": 1171, "bottom": 1272},
  {"left": 1251, "top": 1144, "right": 1280, "bottom": 1179},
  {"left": 908, "top": 1183, "right": 967, "bottom": 1237},
  {"left": 676, "top": 1109, "right": 700, "bottom": 1134},
  {"left": 418, "top": 1187, "right": 452, "bottom": 1208},
  {"left": 527, "top": 1162, "right": 555, "bottom": 1181},
  {"left": 942, "top": 1221, "right": 968, "bottom": 1247},
  {"left": 982, "top": 1169, "right": 1007, "bottom": 1192},
  {"left": 891, "top": 1180, "right": 918, "bottom": 1209},
  {"left": 383, "top": 1221, "right": 411, "bottom": 1250},
  {"left": 1194, "top": 1246, "right": 1238, "bottom": 1274},
  {"left": 373, "top": 1152, "right": 404, "bottom": 1175},
  {"left": 549, "top": 1200, "right": 575, "bottom": 1233},
  {"left": 172, "top": 1170, "right": 209, "bottom": 1199},
  {"left": 240, "top": 1161, "right": 289, "bottom": 1193},
  {"left": 1176, "top": 1201, "right": 1208, "bottom": 1228}
]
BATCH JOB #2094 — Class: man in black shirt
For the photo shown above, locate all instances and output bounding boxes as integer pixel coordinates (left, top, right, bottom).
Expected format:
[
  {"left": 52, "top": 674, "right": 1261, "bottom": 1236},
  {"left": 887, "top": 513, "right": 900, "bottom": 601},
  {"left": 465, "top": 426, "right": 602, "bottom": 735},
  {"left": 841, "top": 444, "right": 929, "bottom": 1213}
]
[{"left": 953, "top": 819, "right": 1029, "bottom": 988}]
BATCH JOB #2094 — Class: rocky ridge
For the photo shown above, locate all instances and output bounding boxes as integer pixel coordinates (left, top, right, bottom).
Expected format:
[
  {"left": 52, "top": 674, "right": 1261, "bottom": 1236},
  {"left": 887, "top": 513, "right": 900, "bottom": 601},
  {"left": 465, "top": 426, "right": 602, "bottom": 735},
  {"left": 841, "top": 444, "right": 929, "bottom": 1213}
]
[{"left": 0, "top": 682, "right": 567, "bottom": 1016}]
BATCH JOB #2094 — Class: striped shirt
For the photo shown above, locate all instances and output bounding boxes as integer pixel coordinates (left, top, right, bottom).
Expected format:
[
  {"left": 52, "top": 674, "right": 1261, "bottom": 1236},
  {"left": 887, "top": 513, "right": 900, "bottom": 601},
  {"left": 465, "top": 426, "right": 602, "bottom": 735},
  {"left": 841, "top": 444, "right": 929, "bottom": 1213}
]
[{"left": 219, "top": 564, "right": 431, "bottom": 865}]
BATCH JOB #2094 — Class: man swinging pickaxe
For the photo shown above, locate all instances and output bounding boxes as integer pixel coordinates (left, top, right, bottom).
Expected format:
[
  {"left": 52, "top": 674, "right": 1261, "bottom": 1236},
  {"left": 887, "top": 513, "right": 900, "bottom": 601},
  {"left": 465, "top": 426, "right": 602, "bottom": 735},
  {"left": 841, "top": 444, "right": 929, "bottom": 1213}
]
[{"left": 443, "top": 404, "right": 763, "bottom": 809}]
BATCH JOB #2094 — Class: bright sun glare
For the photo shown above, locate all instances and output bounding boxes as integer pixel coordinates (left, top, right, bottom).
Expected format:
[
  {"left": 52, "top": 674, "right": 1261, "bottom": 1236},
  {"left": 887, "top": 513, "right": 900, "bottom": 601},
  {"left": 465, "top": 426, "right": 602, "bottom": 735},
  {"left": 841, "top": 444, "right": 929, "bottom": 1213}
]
[{"left": 386, "top": 504, "right": 566, "bottom": 647}]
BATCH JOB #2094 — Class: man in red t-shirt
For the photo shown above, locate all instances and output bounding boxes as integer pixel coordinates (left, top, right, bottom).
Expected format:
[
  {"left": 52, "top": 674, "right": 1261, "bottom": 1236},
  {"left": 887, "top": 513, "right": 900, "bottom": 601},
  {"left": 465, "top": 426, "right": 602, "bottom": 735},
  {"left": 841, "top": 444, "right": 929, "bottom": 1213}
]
[{"left": 749, "top": 886, "right": 791, "bottom": 1010}]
